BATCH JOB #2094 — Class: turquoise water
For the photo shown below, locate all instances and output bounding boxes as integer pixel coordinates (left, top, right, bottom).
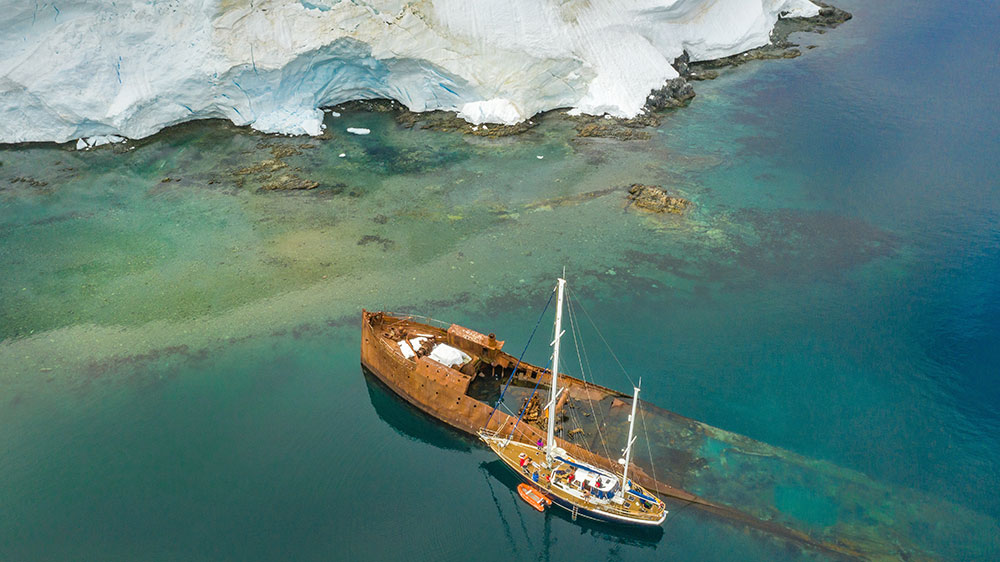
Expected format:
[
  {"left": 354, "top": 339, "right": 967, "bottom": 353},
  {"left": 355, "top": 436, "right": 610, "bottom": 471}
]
[{"left": 2, "top": 0, "right": 998, "bottom": 560}]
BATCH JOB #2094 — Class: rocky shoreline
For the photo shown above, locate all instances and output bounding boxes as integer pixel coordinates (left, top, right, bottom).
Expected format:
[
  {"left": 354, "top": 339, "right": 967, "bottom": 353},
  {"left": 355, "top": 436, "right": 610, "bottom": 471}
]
[
  {"left": 688, "top": 2, "right": 852, "bottom": 80},
  {"left": 18, "top": 3, "right": 850, "bottom": 152},
  {"left": 569, "top": 2, "right": 852, "bottom": 140},
  {"left": 331, "top": 2, "right": 850, "bottom": 142}
]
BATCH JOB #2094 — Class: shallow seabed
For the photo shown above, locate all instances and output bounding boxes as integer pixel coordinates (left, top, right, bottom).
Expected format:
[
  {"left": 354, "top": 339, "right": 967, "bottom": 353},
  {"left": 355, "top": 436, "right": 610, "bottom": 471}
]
[{"left": 1, "top": 0, "right": 998, "bottom": 560}]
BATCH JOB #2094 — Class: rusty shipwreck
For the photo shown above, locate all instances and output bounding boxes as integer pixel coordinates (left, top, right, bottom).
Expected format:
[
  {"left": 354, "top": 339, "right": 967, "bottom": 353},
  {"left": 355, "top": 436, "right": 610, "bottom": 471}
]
[
  {"left": 360, "top": 296, "right": 997, "bottom": 560},
  {"left": 360, "top": 305, "right": 678, "bottom": 512},
  {"left": 361, "top": 304, "right": 847, "bottom": 551}
]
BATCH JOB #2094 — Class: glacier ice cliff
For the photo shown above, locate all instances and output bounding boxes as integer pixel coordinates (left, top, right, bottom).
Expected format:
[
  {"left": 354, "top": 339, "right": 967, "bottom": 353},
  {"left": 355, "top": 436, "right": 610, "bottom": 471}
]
[{"left": 0, "top": 0, "right": 820, "bottom": 144}]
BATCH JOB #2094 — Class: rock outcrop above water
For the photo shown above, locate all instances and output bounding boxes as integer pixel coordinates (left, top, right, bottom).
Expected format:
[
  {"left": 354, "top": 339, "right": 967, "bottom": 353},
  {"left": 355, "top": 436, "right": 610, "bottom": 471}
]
[
  {"left": 570, "top": 77, "right": 696, "bottom": 140},
  {"left": 627, "top": 184, "right": 691, "bottom": 214},
  {"left": 1, "top": 0, "right": 824, "bottom": 144}
]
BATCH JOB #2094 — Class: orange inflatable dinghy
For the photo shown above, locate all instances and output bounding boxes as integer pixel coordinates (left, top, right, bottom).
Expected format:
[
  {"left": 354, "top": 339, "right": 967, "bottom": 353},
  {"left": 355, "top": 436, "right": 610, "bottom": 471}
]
[{"left": 517, "top": 483, "right": 552, "bottom": 512}]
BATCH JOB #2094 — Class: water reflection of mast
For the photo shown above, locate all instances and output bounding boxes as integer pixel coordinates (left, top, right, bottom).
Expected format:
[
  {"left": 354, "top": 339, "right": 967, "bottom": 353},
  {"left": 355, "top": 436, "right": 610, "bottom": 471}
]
[
  {"left": 479, "top": 463, "right": 519, "bottom": 555},
  {"left": 542, "top": 506, "right": 551, "bottom": 562}
]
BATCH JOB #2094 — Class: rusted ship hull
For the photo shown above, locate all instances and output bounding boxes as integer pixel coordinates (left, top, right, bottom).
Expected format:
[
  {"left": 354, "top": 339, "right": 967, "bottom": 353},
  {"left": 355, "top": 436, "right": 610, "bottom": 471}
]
[
  {"left": 361, "top": 310, "right": 997, "bottom": 561},
  {"left": 359, "top": 311, "right": 843, "bottom": 549},
  {"left": 360, "top": 311, "right": 684, "bottom": 495}
]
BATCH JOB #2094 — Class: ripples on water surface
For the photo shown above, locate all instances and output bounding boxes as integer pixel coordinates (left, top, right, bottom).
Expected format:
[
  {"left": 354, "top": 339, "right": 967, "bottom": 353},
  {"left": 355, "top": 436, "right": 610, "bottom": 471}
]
[{"left": 1, "top": 0, "right": 998, "bottom": 560}]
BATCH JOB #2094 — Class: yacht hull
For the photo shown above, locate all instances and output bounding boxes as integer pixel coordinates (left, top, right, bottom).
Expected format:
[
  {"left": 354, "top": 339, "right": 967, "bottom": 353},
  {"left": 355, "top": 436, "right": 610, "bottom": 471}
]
[{"left": 496, "top": 451, "right": 666, "bottom": 526}]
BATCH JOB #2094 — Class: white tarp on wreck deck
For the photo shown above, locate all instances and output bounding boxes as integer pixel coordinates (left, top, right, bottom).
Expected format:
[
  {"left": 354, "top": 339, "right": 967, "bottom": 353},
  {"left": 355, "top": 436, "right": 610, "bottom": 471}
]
[{"left": 428, "top": 344, "right": 471, "bottom": 368}]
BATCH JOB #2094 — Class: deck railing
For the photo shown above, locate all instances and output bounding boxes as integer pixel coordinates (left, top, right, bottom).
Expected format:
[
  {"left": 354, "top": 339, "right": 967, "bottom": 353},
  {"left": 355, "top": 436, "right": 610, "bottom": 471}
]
[
  {"left": 549, "top": 480, "right": 661, "bottom": 520},
  {"left": 379, "top": 312, "right": 452, "bottom": 330}
]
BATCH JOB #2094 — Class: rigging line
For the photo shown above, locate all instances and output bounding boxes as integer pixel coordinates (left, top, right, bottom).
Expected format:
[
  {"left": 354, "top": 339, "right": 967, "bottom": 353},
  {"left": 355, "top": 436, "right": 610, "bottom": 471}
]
[
  {"left": 569, "top": 288, "right": 656, "bottom": 485},
  {"left": 565, "top": 291, "right": 613, "bottom": 464},
  {"left": 568, "top": 293, "right": 599, "bottom": 399},
  {"left": 573, "top": 290, "right": 611, "bottom": 459},
  {"left": 660, "top": 496, "right": 700, "bottom": 530},
  {"left": 563, "top": 399, "right": 583, "bottom": 444},
  {"left": 495, "top": 403, "right": 520, "bottom": 420},
  {"left": 638, "top": 400, "right": 659, "bottom": 491},
  {"left": 559, "top": 371, "right": 590, "bottom": 454},
  {"left": 566, "top": 292, "right": 613, "bottom": 463},
  {"left": 568, "top": 287, "right": 636, "bottom": 388},
  {"left": 505, "top": 356, "right": 552, "bottom": 444},
  {"left": 485, "top": 287, "right": 556, "bottom": 429},
  {"left": 558, "top": 301, "right": 590, "bottom": 451}
]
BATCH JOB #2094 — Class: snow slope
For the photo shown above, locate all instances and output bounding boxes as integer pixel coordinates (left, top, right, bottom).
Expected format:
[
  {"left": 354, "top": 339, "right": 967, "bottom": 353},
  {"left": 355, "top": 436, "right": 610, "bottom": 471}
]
[{"left": 0, "top": 0, "right": 819, "bottom": 144}]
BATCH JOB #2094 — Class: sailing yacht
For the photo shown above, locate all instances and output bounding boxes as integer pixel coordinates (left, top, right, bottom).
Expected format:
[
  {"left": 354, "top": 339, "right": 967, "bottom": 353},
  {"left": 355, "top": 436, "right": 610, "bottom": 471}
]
[{"left": 477, "top": 277, "right": 668, "bottom": 526}]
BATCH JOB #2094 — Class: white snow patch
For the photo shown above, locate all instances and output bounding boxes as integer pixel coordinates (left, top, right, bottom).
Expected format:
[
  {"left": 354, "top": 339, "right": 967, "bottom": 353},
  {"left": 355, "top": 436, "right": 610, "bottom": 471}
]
[{"left": 457, "top": 98, "right": 524, "bottom": 126}]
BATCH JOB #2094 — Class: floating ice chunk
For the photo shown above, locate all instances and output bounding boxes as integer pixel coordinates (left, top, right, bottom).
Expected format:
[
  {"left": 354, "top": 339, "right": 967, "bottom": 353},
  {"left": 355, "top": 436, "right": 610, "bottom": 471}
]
[
  {"left": 76, "top": 135, "right": 126, "bottom": 149},
  {"left": 339, "top": 153, "right": 346, "bottom": 157},
  {"left": 537, "top": 155, "right": 544, "bottom": 159},
  {"left": 346, "top": 127, "right": 370, "bottom": 135},
  {"left": 100, "top": 135, "right": 125, "bottom": 145}
]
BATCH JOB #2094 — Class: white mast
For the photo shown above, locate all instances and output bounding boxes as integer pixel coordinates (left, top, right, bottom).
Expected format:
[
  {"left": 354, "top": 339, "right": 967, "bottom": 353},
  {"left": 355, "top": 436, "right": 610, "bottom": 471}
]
[
  {"left": 546, "top": 276, "right": 566, "bottom": 465},
  {"left": 620, "top": 382, "right": 641, "bottom": 498}
]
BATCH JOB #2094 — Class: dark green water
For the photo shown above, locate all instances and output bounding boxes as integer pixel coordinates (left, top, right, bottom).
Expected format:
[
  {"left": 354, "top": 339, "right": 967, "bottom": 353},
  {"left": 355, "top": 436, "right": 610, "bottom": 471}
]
[{"left": 2, "top": 0, "right": 998, "bottom": 560}]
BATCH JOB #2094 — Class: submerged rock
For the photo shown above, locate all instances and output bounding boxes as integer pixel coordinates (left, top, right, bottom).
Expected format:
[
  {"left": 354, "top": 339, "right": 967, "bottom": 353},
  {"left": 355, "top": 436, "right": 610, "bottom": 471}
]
[
  {"left": 575, "top": 121, "right": 652, "bottom": 141},
  {"left": 627, "top": 184, "right": 691, "bottom": 214},
  {"left": 260, "top": 174, "right": 319, "bottom": 191},
  {"left": 357, "top": 234, "right": 394, "bottom": 251},
  {"left": 235, "top": 159, "right": 287, "bottom": 176},
  {"left": 231, "top": 141, "right": 329, "bottom": 191}
]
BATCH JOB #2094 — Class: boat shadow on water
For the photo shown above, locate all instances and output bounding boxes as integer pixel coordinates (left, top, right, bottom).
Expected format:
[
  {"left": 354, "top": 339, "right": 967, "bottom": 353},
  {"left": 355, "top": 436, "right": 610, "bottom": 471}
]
[
  {"left": 362, "top": 366, "right": 474, "bottom": 452},
  {"left": 365, "top": 365, "right": 665, "bottom": 547},
  {"left": 480, "top": 459, "right": 666, "bottom": 548}
]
